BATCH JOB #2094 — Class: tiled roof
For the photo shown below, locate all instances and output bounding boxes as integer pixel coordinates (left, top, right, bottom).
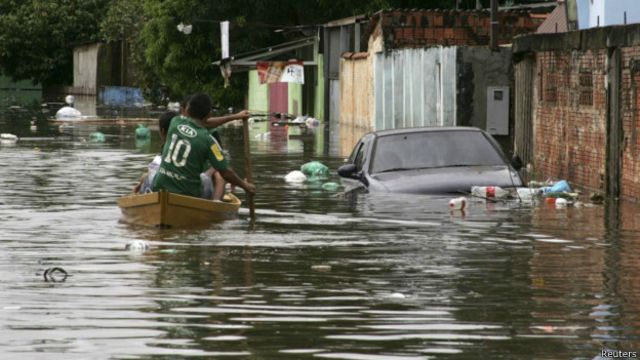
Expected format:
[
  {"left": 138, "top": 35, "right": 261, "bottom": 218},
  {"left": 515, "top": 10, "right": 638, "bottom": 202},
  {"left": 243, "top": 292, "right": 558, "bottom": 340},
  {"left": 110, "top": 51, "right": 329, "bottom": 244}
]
[{"left": 536, "top": 2, "right": 567, "bottom": 33}]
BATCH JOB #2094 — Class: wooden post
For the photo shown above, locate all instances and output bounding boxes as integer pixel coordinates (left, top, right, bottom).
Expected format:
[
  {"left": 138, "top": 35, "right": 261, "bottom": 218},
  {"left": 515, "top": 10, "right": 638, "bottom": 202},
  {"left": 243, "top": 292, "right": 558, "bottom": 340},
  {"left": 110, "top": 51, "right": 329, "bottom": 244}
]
[{"left": 242, "top": 118, "right": 255, "bottom": 219}]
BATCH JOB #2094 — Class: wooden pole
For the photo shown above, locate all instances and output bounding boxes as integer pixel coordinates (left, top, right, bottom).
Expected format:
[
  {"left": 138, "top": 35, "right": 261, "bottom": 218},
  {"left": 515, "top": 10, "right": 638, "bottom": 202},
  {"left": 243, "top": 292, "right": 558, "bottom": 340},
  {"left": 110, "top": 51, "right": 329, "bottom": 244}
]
[{"left": 242, "top": 118, "right": 255, "bottom": 219}]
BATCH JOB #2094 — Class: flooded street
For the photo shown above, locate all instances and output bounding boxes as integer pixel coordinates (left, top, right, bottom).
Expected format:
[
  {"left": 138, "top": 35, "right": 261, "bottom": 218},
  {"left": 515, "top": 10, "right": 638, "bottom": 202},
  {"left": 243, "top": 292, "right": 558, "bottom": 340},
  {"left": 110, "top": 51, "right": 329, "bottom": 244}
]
[{"left": 2, "top": 113, "right": 640, "bottom": 359}]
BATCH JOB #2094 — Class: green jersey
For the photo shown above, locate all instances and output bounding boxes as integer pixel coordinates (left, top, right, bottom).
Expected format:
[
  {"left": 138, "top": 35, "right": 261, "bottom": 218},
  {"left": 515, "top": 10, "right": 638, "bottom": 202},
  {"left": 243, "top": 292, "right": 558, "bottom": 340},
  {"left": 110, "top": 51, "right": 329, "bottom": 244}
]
[{"left": 152, "top": 116, "right": 228, "bottom": 197}]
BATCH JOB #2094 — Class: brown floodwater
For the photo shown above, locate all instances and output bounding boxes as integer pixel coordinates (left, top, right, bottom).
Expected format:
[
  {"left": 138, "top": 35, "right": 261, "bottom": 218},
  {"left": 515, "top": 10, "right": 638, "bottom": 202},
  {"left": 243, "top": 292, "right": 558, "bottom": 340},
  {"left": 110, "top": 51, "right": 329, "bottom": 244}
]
[{"left": 1, "top": 111, "right": 640, "bottom": 359}]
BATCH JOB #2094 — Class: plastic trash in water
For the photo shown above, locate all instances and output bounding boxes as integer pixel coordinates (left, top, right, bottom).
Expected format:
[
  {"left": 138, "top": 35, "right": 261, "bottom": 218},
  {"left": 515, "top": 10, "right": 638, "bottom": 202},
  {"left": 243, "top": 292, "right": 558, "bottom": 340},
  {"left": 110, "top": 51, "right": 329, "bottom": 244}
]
[
  {"left": 449, "top": 197, "right": 467, "bottom": 210},
  {"left": 555, "top": 198, "right": 568, "bottom": 208},
  {"left": 0, "top": 133, "right": 18, "bottom": 145},
  {"left": 543, "top": 180, "right": 572, "bottom": 193},
  {"left": 305, "top": 117, "right": 320, "bottom": 128},
  {"left": 55, "top": 106, "right": 82, "bottom": 120},
  {"left": 386, "top": 293, "right": 406, "bottom": 299},
  {"left": 89, "top": 132, "right": 106, "bottom": 143},
  {"left": 515, "top": 187, "right": 541, "bottom": 201},
  {"left": 321, "top": 182, "right": 340, "bottom": 191},
  {"left": 311, "top": 264, "right": 332, "bottom": 272},
  {"left": 125, "top": 240, "right": 150, "bottom": 252},
  {"left": 135, "top": 123, "right": 151, "bottom": 139},
  {"left": 284, "top": 170, "right": 307, "bottom": 183},
  {"left": 470, "top": 186, "right": 510, "bottom": 199},
  {"left": 300, "top": 161, "right": 329, "bottom": 178}
]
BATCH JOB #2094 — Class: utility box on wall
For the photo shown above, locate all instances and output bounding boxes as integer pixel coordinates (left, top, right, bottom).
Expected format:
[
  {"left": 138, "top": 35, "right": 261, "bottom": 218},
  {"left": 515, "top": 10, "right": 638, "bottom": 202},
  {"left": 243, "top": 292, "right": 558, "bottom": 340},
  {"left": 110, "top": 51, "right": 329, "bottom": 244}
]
[{"left": 486, "top": 86, "right": 509, "bottom": 135}]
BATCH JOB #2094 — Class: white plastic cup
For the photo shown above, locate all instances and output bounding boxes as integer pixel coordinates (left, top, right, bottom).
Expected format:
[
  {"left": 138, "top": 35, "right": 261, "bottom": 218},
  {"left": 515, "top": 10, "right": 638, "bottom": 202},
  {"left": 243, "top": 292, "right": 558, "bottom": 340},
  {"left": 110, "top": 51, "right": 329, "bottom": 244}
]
[{"left": 449, "top": 197, "right": 467, "bottom": 210}]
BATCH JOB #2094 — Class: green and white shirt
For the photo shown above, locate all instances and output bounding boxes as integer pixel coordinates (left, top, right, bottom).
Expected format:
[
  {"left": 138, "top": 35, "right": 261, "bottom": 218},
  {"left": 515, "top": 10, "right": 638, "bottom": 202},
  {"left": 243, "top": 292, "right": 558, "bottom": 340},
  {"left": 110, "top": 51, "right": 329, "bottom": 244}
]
[{"left": 152, "top": 115, "right": 228, "bottom": 197}]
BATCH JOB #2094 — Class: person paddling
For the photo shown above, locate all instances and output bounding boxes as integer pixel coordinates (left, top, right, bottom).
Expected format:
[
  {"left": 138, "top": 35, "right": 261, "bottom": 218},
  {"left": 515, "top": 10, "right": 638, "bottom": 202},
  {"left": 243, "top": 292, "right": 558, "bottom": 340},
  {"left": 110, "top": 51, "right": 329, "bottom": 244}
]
[{"left": 151, "top": 93, "right": 256, "bottom": 198}]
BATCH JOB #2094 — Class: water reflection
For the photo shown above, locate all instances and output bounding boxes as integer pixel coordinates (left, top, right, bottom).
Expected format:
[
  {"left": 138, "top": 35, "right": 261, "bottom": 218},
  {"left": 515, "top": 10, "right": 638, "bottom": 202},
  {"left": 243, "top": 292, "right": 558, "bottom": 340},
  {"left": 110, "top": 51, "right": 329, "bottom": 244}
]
[{"left": 1, "top": 110, "right": 640, "bottom": 359}]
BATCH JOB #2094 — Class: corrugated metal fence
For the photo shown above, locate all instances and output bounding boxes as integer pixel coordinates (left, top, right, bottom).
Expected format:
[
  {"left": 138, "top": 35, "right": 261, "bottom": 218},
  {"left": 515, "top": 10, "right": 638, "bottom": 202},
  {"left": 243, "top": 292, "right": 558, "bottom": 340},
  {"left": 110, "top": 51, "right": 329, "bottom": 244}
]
[{"left": 374, "top": 47, "right": 457, "bottom": 130}]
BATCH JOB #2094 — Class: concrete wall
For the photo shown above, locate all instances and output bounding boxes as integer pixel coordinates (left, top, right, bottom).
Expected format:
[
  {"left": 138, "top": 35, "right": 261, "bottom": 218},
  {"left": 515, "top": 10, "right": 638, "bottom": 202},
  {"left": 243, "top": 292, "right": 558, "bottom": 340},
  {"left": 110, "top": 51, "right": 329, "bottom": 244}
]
[
  {"left": 73, "top": 43, "right": 100, "bottom": 95},
  {"left": 248, "top": 70, "right": 268, "bottom": 113},
  {"left": 288, "top": 83, "right": 303, "bottom": 116},
  {"left": 456, "top": 47, "right": 512, "bottom": 130}
]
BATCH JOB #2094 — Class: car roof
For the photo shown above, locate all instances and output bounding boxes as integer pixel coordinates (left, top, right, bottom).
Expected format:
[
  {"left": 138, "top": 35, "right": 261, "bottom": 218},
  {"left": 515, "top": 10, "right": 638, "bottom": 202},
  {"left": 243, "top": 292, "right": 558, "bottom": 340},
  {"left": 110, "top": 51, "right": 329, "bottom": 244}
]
[{"left": 371, "top": 126, "right": 484, "bottom": 138}]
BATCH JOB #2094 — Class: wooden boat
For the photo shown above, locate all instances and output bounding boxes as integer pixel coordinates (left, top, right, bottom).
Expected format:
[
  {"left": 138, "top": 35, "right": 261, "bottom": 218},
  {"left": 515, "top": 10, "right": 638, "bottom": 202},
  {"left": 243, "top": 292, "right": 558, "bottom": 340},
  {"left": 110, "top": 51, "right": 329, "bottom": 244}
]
[{"left": 117, "top": 191, "right": 241, "bottom": 228}]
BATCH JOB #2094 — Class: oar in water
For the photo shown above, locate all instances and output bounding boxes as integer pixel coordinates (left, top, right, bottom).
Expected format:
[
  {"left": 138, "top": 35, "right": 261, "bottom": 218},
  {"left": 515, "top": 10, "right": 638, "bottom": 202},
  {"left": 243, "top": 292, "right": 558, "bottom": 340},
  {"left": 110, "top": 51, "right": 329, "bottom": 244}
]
[{"left": 242, "top": 118, "right": 255, "bottom": 221}]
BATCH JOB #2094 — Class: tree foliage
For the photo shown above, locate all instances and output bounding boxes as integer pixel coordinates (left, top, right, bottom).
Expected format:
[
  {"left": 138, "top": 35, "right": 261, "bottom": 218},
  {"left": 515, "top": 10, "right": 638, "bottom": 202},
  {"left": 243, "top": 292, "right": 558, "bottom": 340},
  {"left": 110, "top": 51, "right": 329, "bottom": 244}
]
[
  {"left": 0, "top": 0, "right": 555, "bottom": 102},
  {"left": 0, "top": 0, "right": 110, "bottom": 86}
]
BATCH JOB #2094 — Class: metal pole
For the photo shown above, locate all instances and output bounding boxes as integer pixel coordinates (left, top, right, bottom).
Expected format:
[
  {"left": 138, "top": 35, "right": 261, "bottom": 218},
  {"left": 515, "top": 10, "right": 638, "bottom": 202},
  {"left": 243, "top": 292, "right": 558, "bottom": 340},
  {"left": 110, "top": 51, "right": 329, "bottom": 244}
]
[{"left": 490, "top": 0, "right": 498, "bottom": 50}]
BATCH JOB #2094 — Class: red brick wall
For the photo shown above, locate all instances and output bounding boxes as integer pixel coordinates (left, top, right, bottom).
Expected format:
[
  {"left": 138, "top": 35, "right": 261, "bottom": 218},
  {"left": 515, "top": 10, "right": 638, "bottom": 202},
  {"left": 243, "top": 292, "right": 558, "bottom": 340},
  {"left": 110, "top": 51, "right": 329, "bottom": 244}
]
[
  {"left": 620, "top": 47, "right": 640, "bottom": 201},
  {"left": 376, "top": 9, "right": 544, "bottom": 48},
  {"left": 533, "top": 50, "right": 607, "bottom": 193}
]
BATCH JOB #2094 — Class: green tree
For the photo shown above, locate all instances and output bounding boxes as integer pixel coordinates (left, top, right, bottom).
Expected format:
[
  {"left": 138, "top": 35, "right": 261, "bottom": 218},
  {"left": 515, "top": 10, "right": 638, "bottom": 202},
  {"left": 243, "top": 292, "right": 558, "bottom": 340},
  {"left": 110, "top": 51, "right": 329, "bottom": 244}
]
[{"left": 0, "top": 0, "right": 110, "bottom": 86}]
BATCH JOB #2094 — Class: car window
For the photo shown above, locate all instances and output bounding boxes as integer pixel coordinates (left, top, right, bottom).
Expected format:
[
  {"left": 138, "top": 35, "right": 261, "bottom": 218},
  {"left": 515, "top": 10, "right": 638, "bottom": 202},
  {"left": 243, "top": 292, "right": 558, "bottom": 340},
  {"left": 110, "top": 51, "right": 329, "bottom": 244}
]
[
  {"left": 371, "top": 130, "right": 506, "bottom": 174},
  {"left": 348, "top": 141, "right": 362, "bottom": 164},
  {"left": 354, "top": 142, "right": 366, "bottom": 170}
]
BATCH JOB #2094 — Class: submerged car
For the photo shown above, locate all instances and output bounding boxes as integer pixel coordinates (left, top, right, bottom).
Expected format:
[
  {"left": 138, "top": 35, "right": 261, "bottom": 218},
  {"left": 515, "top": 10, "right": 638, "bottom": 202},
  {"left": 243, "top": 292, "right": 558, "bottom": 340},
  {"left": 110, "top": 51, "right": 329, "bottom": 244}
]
[{"left": 338, "top": 127, "right": 523, "bottom": 194}]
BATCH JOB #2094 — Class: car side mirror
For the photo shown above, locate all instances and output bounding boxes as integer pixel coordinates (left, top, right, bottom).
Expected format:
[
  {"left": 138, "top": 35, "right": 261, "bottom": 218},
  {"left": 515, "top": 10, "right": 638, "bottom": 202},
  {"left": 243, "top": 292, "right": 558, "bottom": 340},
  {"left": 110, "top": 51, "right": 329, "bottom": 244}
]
[
  {"left": 338, "top": 163, "right": 358, "bottom": 178},
  {"left": 510, "top": 155, "right": 523, "bottom": 171}
]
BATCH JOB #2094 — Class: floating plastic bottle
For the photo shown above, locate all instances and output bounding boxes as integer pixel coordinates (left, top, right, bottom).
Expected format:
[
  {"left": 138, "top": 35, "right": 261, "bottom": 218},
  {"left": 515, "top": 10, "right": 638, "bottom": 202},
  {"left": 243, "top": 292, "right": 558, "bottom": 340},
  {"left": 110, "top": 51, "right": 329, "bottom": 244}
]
[
  {"left": 470, "top": 186, "right": 510, "bottom": 199},
  {"left": 449, "top": 197, "right": 467, "bottom": 210}
]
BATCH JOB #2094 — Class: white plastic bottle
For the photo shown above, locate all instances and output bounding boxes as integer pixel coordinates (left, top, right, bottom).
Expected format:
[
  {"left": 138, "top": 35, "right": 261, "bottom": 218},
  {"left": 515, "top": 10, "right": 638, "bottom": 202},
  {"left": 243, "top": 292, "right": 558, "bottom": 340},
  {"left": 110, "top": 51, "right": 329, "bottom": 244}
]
[
  {"left": 470, "top": 186, "right": 510, "bottom": 199},
  {"left": 449, "top": 197, "right": 467, "bottom": 210}
]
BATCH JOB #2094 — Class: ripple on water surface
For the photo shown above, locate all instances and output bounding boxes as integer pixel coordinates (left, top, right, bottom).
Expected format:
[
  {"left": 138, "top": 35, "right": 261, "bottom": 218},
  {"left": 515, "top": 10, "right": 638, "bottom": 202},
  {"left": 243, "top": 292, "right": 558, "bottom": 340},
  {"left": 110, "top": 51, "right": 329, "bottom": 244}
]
[{"left": 1, "top": 122, "right": 640, "bottom": 358}]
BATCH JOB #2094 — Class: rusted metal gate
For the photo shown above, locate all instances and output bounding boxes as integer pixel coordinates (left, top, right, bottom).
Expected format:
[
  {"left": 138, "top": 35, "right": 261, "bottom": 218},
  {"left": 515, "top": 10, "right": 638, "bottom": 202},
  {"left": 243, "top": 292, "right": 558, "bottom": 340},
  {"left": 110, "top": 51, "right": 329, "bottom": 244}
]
[{"left": 513, "top": 54, "right": 536, "bottom": 181}]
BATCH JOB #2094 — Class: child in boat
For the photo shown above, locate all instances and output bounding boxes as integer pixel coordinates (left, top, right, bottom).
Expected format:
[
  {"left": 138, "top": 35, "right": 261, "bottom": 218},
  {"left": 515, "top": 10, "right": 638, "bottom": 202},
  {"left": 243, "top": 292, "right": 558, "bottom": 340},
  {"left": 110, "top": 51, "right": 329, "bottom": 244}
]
[
  {"left": 151, "top": 93, "right": 255, "bottom": 198},
  {"left": 133, "top": 111, "right": 177, "bottom": 195}
]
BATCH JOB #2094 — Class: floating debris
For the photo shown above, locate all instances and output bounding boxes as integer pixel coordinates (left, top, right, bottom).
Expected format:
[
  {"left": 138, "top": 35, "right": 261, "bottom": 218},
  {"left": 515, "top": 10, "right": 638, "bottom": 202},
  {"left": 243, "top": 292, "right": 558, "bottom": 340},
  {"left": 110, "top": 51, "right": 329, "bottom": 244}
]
[
  {"left": 284, "top": 170, "right": 307, "bottom": 183},
  {"left": 448, "top": 197, "right": 467, "bottom": 210},
  {"left": 311, "top": 264, "right": 332, "bottom": 272},
  {"left": 43, "top": 267, "right": 68, "bottom": 282},
  {"left": 55, "top": 106, "right": 82, "bottom": 120},
  {"left": 385, "top": 292, "right": 406, "bottom": 299},
  {"left": 135, "top": 124, "right": 151, "bottom": 139},
  {"left": 300, "top": 161, "right": 329, "bottom": 179},
  {"left": 0, "top": 133, "right": 18, "bottom": 145},
  {"left": 125, "top": 240, "right": 150, "bottom": 252},
  {"left": 89, "top": 132, "right": 106, "bottom": 143},
  {"left": 321, "top": 182, "right": 340, "bottom": 191},
  {"left": 555, "top": 198, "right": 568, "bottom": 208}
]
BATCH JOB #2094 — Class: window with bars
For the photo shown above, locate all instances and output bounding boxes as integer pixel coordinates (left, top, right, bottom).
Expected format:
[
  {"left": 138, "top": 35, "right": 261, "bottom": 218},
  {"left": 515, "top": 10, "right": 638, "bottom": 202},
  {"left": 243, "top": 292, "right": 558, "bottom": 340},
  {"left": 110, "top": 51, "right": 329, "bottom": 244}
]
[
  {"left": 578, "top": 71, "right": 593, "bottom": 106},
  {"left": 543, "top": 71, "right": 557, "bottom": 104}
]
